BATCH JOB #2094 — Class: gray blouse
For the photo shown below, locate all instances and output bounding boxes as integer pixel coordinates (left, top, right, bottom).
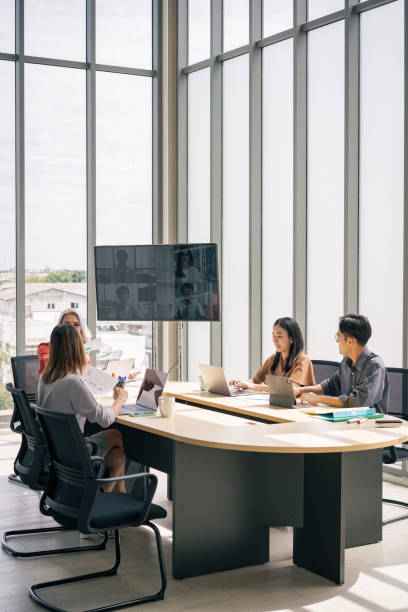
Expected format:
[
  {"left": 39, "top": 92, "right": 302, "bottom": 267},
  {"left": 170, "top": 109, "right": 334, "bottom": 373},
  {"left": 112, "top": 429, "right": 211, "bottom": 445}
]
[{"left": 37, "top": 372, "right": 115, "bottom": 432}]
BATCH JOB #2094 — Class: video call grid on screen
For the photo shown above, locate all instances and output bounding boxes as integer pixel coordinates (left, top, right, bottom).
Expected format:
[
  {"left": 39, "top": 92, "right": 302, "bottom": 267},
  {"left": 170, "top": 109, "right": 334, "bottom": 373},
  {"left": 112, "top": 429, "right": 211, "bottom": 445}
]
[{"left": 94, "top": 243, "right": 220, "bottom": 322}]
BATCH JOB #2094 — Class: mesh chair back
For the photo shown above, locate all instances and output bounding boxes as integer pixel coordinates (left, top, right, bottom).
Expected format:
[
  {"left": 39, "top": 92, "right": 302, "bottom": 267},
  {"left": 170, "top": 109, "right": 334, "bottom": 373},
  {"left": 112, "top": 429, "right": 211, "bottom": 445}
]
[
  {"left": 35, "top": 406, "right": 101, "bottom": 527},
  {"left": 6, "top": 383, "right": 48, "bottom": 488},
  {"left": 312, "top": 360, "right": 340, "bottom": 385},
  {"left": 386, "top": 367, "right": 408, "bottom": 418},
  {"left": 11, "top": 355, "right": 40, "bottom": 403}
]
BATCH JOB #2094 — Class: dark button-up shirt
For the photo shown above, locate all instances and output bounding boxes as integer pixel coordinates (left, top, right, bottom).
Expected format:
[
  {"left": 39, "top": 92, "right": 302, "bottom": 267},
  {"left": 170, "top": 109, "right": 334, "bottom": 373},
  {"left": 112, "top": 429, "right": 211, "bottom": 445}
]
[{"left": 320, "top": 348, "right": 389, "bottom": 414}]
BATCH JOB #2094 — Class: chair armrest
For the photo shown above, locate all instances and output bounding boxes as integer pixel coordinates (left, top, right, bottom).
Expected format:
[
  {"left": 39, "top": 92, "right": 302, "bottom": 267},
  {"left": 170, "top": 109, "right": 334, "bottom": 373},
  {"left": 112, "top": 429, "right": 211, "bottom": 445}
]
[
  {"left": 96, "top": 472, "right": 158, "bottom": 524},
  {"left": 95, "top": 472, "right": 155, "bottom": 485},
  {"left": 10, "top": 406, "right": 22, "bottom": 433},
  {"left": 90, "top": 455, "right": 106, "bottom": 478}
]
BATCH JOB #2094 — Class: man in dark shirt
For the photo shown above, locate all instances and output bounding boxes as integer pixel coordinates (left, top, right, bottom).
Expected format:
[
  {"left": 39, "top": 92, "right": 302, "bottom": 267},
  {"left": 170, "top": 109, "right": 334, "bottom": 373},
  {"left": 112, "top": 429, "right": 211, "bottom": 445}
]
[{"left": 296, "top": 314, "right": 389, "bottom": 414}]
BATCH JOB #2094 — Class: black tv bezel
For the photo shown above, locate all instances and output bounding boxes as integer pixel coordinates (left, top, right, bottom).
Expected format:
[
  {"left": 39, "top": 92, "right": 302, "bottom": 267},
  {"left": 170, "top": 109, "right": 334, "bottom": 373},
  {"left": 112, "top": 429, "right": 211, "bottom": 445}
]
[{"left": 94, "top": 243, "right": 220, "bottom": 322}]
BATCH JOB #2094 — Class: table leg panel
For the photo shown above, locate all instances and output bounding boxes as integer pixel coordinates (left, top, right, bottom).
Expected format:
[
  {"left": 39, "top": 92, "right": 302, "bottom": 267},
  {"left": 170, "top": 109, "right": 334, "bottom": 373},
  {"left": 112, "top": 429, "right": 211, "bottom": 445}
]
[
  {"left": 255, "top": 453, "right": 304, "bottom": 526},
  {"left": 172, "top": 442, "right": 269, "bottom": 579},
  {"left": 343, "top": 449, "right": 382, "bottom": 548},
  {"left": 293, "top": 453, "right": 345, "bottom": 585}
]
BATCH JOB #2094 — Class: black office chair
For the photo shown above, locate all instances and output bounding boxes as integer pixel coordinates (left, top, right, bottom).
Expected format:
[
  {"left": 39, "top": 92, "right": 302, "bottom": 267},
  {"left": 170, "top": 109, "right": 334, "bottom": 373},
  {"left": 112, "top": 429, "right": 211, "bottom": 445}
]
[
  {"left": 382, "top": 367, "right": 408, "bottom": 525},
  {"left": 2, "top": 384, "right": 107, "bottom": 558},
  {"left": 8, "top": 355, "right": 40, "bottom": 485},
  {"left": 30, "top": 405, "right": 167, "bottom": 611},
  {"left": 11, "top": 354, "right": 40, "bottom": 403},
  {"left": 311, "top": 360, "right": 340, "bottom": 385}
]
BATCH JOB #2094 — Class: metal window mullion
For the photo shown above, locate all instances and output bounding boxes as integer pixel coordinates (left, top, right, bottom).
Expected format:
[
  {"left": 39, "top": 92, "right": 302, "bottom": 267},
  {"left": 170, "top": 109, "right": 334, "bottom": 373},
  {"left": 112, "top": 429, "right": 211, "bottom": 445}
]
[
  {"left": 301, "top": 9, "right": 345, "bottom": 31},
  {"left": 216, "top": 44, "right": 250, "bottom": 62},
  {"left": 177, "top": 0, "right": 188, "bottom": 245},
  {"left": 152, "top": 0, "right": 163, "bottom": 369},
  {"left": 293, "top": 0, "right": 308, "bottom": 342},
  {"left": 344, "top": 1, "right": 360, "bottom": 315},
  {"left": 94, "top": 64, "right": 155, "bottom": 77},
  {"left": 15, "top": 0, "right": 25, "bottom": 355},
  {"left": 23, "top": 55, "right": 87, "bottom": 69},
  {"left": 0, "top": 52, "right": 17, "bottom": 61},
  {"left": 177, "top": 0, "right": 188, "bottom": 379},
  {"left": 86, "top": 0, "right": 96, "bottom": 338},
  {"left": 181, "top": 58, "right": 211, "bottom": 74},
  {"left": 354, "top": 0, "right": 398, "bottom": 14},
  {"left": 249, "top": 0, "right": 262, "bottom": 375},
  {"left": 210, "top": 0, "right": 223, "bottom": 367},
  {"left": 256, "top": 29, "right": 294, "bottom": 48},
  {"left": 403, "top": 0, "right": 408, "bottom": 368}
]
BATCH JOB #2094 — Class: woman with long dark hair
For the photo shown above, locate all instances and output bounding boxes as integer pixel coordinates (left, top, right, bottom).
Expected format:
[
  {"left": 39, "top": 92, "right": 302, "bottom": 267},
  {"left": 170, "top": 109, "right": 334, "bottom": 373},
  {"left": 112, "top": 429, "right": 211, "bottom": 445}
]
[
  {"left": 38, "top": 324, "right": 128, "bottom": 492},
  {"left": 230, "top": 317, "right": 315, "bottom": 392}
]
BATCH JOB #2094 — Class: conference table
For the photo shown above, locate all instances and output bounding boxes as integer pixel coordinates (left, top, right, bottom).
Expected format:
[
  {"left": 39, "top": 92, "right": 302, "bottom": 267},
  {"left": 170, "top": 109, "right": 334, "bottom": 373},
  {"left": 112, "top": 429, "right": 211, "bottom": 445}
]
[{"left": 112, "top": 381, "right": 408, "bottom": 585}]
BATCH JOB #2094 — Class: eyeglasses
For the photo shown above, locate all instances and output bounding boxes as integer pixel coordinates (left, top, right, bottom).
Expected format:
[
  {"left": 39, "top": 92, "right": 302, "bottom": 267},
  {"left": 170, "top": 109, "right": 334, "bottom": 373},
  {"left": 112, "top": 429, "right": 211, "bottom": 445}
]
[{"left": 334, "top": 333, "right": 341, "bottom": 342}]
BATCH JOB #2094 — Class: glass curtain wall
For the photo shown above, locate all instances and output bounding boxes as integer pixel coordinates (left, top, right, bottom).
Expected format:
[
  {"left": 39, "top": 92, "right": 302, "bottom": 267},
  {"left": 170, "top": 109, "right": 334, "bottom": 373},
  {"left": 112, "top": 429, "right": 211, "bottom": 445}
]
[
  {"left": 307, "top": 22, "right": 344, "bottom": 361},
  {"left": 187, "top": 68, "right": 211, "bottom": 379},
  {"left": 223, "top": 55, "right": 249, "bottom": 379},
  {"left": 262, "top": 39, "right": 293, "bottom": 361},
  {"left": 25, "top": 64, "right": 87, "bottom": 354},
  {"left": 359, "top": 0, "right": 404, "bottom": 366},
  {"left": 0, "top": 0, "right": 156, "bottom": 401},
  {"left": 0, "top": 61, "right": 15, "bottom": 408},
  {"left": 180, "top": 0, "right": 407, "bottom": 380}
]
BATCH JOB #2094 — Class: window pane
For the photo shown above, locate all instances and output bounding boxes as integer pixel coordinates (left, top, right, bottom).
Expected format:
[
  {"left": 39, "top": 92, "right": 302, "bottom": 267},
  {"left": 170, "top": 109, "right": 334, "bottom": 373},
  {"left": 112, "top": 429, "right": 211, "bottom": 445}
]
[
  {"left": 25, "top": 64, "right": 87, "bottom": 353},
  {"left": 262, "top": 40, "right": 293, "bottom": 361},
  {"left": 223, "top": 55, "right": 249, "bottom": 379},
  {"left": 187, "top": 69, "right": 211, "bottom": 379},
  {"left": 0, "top": 0, "right": 14, "bottom": 53},
  {"left": 188, "top": 0, "right": 210, "bottom": 65},
  {"left": 25, "top": 0, "right": 85, "bottom": 61},
  {"left": 263, "top": 0, "right": 293, "bottom": 37},
  {"left": 223, "top": 0, "right": 248, "bottom": 52},
  {"left": 359, "top": 1, "right": 404, "bottom": 366},
  {"left": 307, "top": 22, "right": 344, "bottom": 360},
  {"left": 96, "top": 0, "right": 152, "bottom": 69},
  {"left": 96, "top": 73, "right": 152, "bottom": 245},
  {"left": 96, "top": 72, "right": 152, "bottom": 369},
  {"left": 308, "top": 0, "right": 343, "bottom": 21},
  {"left": 0, "top": 61, "right": 15, "bottom": 410}
]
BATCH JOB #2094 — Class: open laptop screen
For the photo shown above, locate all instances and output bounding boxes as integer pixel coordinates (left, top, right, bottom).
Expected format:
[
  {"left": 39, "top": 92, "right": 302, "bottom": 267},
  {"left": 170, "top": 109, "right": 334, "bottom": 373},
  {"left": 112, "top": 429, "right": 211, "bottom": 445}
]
[{"left": 136, "top": 369, "right": 168, "bottom": 411}]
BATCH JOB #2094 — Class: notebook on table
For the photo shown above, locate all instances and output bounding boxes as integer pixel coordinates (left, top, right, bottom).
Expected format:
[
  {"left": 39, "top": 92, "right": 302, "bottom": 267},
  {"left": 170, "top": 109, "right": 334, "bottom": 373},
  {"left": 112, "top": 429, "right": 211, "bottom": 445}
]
[{"left": 311, "top": 407, "right": 377, "bottom": 422}]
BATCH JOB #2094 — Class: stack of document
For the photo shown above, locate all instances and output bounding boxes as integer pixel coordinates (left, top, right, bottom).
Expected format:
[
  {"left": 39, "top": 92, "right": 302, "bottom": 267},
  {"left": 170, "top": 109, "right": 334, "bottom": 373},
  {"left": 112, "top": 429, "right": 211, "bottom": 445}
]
[{"left": 310, "top": 407, "right": 376, "bottom": 422}]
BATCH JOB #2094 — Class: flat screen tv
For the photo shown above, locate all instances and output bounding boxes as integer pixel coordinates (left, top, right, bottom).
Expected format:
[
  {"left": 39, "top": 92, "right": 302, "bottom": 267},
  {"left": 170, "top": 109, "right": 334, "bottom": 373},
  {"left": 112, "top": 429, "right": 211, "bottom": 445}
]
[{"left": 94, "top": 243, "right": 220, "bottom": 322}]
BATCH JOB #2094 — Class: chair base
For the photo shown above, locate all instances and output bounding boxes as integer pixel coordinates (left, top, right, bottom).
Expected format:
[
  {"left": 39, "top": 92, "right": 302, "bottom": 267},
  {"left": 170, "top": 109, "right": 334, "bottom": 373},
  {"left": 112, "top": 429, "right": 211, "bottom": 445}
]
[
  {"left": 2, "top": 526, "right": 107, "bottom": 558},
  {"left": 8, "top": 472, "right": 28, "bottom": 487},
  {"left": 29, "top": 522, "right": 167, "bottom": 612},
  {"left": 382, "top": 498, "right": 408, "bottom": 525}
]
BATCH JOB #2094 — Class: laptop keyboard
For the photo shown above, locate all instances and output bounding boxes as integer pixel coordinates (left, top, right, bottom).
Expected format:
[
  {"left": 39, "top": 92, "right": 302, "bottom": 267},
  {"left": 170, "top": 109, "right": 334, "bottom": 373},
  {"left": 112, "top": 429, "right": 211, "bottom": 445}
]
[{"left": 120, "top": 405, "right": 155, "bottom": 415}]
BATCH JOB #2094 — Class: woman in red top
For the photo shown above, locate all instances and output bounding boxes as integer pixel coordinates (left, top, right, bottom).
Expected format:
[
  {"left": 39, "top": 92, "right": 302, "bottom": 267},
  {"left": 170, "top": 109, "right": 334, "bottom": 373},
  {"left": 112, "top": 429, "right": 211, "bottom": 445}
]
[{"left": 38, "top": 309, "right": 91, "bottom": 374}]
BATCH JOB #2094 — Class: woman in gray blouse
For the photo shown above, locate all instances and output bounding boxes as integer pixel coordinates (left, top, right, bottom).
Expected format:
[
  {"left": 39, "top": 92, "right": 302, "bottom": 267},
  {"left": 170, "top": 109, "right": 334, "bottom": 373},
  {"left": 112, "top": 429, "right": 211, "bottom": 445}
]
[{"left": 37, "top": 324, "right": 129, "bottom": 493}]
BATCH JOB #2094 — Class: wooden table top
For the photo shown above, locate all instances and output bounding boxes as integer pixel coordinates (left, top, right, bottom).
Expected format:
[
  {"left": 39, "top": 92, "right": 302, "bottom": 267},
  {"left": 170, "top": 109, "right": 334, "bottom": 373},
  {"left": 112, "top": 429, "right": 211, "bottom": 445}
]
[
  {"left": 163, "top": 381, "right": 321, "bottom": 423},
  {"left": 115, "top": 395, "right": 408, "bottom": 454}
]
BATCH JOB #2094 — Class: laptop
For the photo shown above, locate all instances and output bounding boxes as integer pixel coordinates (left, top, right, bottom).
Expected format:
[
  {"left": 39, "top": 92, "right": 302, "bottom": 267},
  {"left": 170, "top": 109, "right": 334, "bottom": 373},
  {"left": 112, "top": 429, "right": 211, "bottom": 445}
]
[
  {"left": 120, "top": 368, "right": 168, "bottom": 416},
  {"left": 198, "top": 364, "right": 254, "bottom": 397}
]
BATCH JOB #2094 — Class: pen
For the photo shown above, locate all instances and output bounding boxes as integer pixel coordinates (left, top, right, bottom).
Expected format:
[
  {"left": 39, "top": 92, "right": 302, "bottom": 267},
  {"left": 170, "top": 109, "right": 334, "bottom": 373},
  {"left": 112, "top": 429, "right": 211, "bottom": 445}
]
[{"left": 347, "top": 417, "right": 367, "bottom": 424}]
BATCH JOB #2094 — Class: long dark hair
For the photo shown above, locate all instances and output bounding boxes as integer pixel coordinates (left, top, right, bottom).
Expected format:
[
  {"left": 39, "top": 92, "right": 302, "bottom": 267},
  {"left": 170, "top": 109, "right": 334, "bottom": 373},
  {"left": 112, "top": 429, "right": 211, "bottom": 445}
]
[
  {"left": 42, "top": 324, "right": 86, "bottom": 384},
  {"left": 175, "top": 249, "right": 194, "bottom": 278},
  {"left": 270, "top": 317, "right": 304, "bottom": 374}
]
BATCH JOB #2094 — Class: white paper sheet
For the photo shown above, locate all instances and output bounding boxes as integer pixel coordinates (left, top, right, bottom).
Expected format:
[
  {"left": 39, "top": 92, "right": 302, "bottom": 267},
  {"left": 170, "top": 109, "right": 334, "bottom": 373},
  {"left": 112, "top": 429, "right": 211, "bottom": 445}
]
[
  {"left": 82, "top": 365, "right": 117, "bottom": 396},
  {"left": 105, "top": 358, "right": 134, "bottom": 379},
  {"left": 84, "top": 337, "right": 103, "bottom": 352},
  {"left": 238, "top": 394, "right": 269, "bottom": 402}
]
